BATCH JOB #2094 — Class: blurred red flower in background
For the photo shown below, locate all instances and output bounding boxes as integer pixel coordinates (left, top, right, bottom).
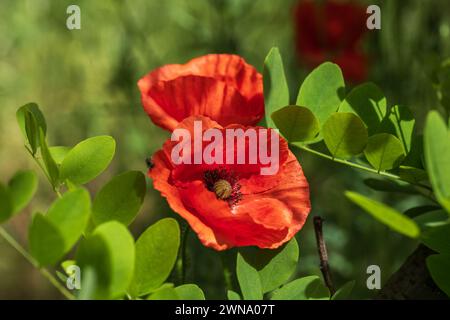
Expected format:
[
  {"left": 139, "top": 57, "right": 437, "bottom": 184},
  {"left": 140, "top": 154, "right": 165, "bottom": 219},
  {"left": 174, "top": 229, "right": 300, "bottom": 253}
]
[
  {"left": 138, "top": 54, "right": 264, "bottom": 131},
  {"left": 294, "top": 0, "right": 369, "bottom": 82},
  {"left": 149, "top": 116, "right": 311, "bottom": 250}
]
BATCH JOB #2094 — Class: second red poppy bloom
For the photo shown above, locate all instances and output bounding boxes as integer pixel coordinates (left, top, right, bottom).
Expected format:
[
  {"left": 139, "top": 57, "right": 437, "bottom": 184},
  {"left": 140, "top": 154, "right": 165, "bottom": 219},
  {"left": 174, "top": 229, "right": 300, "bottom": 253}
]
[{"left": 138, "top": 54, "right": 264, "bottom": 131}]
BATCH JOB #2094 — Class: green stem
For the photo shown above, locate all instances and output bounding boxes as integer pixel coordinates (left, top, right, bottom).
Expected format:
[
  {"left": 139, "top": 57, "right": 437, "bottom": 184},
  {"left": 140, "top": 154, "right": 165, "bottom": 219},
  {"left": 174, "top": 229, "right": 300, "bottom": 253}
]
[
  {"left": 296, "top": 144, "right": 432, "bottom": 191},
  {"left": 0, "top": 226, "right": 75, "bottom": 300}
]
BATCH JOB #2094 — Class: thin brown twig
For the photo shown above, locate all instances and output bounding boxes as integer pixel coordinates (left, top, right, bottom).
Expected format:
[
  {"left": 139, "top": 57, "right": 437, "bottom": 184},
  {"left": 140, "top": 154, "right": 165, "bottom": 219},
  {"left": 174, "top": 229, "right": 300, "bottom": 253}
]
[{"left": 313, "top": 216, "right": 335, "bottom": 295}]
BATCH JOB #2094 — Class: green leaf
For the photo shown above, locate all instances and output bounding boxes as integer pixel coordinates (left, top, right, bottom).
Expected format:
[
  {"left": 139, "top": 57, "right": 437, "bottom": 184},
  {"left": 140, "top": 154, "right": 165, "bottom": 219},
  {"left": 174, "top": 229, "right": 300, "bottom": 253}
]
[
  {"left": 29, "top": 189, "right": 91, "bottom": 265},
  {"left": 16, "top": 103, "right": 47, "bottom": 154},
  {"left": 39, "top": 129, "right": 59, "bottom": 187},
  {"left": 147, "top": 286, "right": 179, "bottom": 300},
  {"left": 421, "top": 224, "right": 450, "bottom": 254},
  {"left": 76, "top": 221, "right": 135, "bottom": 299},
  {"left": 130, "top": 218, "right": 180, "bottom": 297},
  {"left": 0, "top": 183, "right": 12, "bottom": 223},
  {"left": 263, "top": 47, "right": 290, "bottom": 128},
  {"left": 271, "top": 105, "right": 319, "bottom": 142},
  {"left": 414, "top": 210, "right": 449, "bottom": 227},
  {"left": 46, "top": 188, "right": 91, "bottom": 250},
  {"left": 236, "top": 252, "right": 263, "bottom": 300},
  {"left": 379, "top": 105, "right": 415, "bottom": 153},
  {"left": 227, "top": 290, "right": 241, "bottom": 300},
  {"left": 346, "top": 191, "right": 420, "bottom": 238},
  {"left": 49, "top": 146, "right": 70, "bottom": 165},
  {"left": 397, "top": 166, "right": 428, "bottom": 184},
  {"left": 331, "top": 280, "right": 355, "bottom": 300},
  {"left": 29, "top": 213, "right": 66, "bottom": 266},
  {"left": 364, "top": 133, "right": 406, "bottom": 171},
  {"left": 271, "top": 276, "right": 329, "bottom": 300},
  {"left": 239, "top": 238, "right": 299, "bottom": 293},
  {"left": 93, "top": 171, "right": 146, "bottom": 226},
  {"left": 174, "top": 284, "right": 205, "bottom": 300},
  {"left": 363, "top": 178, "right": 418, "bottom": 195},
  {"left": 405, "top": 205, "right": 442, "bottom": 218},
  {"left": 424, "top": 111, "right": 450, "bottom": 213},
  {"left": 339, "top": 82, "right": 387, "bottom": 135},
  {"left": 322, "top": 113, "right": 368, "bottom": 159},
  {"left": 297, "top": 62, "right": 345, "bottom": 126},
  {"left": 8, "top": 170, "right": 38, "bottom": 214},
  {"left": 60, "top": 136, "right": 116, "bottom": 185},
  {"left": 426, "top": 254, "right": 450, "bottom": 297}
]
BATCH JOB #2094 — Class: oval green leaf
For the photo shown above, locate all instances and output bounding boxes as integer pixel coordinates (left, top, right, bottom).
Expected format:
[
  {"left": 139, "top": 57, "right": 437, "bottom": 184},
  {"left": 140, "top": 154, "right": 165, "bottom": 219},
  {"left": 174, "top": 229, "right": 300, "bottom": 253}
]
[
  {"left": 130, "top": 218, "right": 180, "bottom": 297},
  {"left": 239, "top": 238, "right": 299, "bottom": 293},
  {"left": 93, "top": 171, "right": 146, "bottom": 226},
  {"left": 46, "top": 188, "right": 91, "bottom": 251},
  {"left": 424, "top": 111, "right": 450, "bottom": 213},
  {"left": 16, "top": 103, "right": 47, "bottom": 154},
  {"left": 263, "top": 47, "right": 290, "bottom": 128},
  {"left": 346, "top": 191, "right": 420, "bottom": 238},
  {"left": 174, "top": 284, "right": 205, "bottom": 300},
  {"left": 29, "top": 213, "right": 66, "bottom": 266},
  {"left": 322, "top": 112, "right": 368, "bottom": 159},
  {"left": 364, "top": 133, "right": 405, "bottom": 171},
  {"left": 271, "top": 276, "right": 329, "bottom": 300},
  {"left": 60, "top": 136, "right": 115, "bottom": 185},
  {"left": 76, "top": 221, "right": 135, "bottom": 299},
  {"left": 297, "top": 62, "right": 345, "bottom": 126},
  {"left": 236, "top": 252, "right": 263, "bottom": 300},
  {"left": 339, "top": 82, "right": 387, "bottom": 135},
  {"left": 8, "top": 170, "right": 38, "bottom": 214},
  {"left": 426, "top": 254, "right": 450, "bottom": 297},
  {"left": 271, "top": 105, "right": 319, "bottom": 142}
]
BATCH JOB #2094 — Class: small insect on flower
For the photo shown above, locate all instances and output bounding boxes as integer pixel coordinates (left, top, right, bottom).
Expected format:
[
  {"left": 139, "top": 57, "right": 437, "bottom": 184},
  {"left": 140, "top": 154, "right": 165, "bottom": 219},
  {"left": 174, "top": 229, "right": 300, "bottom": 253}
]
[{"left": 145, "top": 157, "right": 154, "bottom": 169}]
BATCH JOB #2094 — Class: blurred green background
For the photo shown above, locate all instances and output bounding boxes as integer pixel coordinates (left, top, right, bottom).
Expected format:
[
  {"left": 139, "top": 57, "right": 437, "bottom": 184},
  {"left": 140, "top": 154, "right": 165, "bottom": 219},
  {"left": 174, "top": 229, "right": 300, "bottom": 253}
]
[{"left": 1, "top": 0, "right": 449, "bottom": 299}]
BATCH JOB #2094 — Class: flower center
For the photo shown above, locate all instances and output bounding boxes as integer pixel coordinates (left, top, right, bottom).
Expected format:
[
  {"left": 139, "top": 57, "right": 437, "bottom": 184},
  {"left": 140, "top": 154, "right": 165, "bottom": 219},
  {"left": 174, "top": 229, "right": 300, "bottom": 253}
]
[
  {"left": 213, "top": 179, "right": 232, "bottom": 200},
  {"left": 203, "top": 168, "right": 242, "bottom": 207}
]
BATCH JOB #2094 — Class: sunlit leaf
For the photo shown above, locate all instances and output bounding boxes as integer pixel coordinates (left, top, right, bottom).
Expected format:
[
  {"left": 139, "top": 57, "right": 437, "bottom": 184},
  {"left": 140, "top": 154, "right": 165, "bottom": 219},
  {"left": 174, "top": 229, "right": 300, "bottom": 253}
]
[
  {"left": 76, "top": 221, "right": 135, "bottom": 299},
  {"left": 29, "top": 188, "right": 91, "bottom": 266},
  {"left": 346, "top": 191, "right": 420, "bottom": 238},
  {"left": 8, "top": 170, "right": 38, "bottom": 214},
  {"left": 339, "top": 82, "right": 387, "bottom": 135},
  {"left": 29, "top": 213, "right": 65, "bottom": 266},
  {"left": 424, "top": 111, "right": 450, "bottom": 213},
  {"left": 174, "top": 284, "right": 205, "bottom": 300},
  {"left": 271, "top": 105, "right": 319, "bottom": 143},
  {"left": 49, "top": 146, "right": 70, "bottom": 165},
  {"left": 263, "top": 47, "right": 290, "bottom": 128},
  {"left": 130, "top": 218, "right": 180, "bottom": 297},
  {"left": 16, "top": 103, "right": 47, "bottom": 154},
  {"left": 297, "top": 62, "right": 345, "bottom": 126},
  {"left": 379, "top": 105, "right": 415, "bottom": 153},
  {"left": 236, "top": 252, "right": 263, "bottom": 300},
  {"left": 239, "top": 238, "right": 299, "bottom": 293},
  {"left": 39, "top": 129, "right": 59, "bottom": 187},
  {"left": 227, "top": 290, "right": 241, "bottom": 300},
  {"left": 364, "top": 133, "right": 405, "bottom": 171},
  {"left": 322, "top": 113, "right": 368, "bottom": 159},
  {"left": 60, "top": 136, "right": 116, "bottom": 185},
  {"left": 92, "top": 171, "right": 146, "bottom": 226},
  {"left": 271, "top": 276, "right": 329, "bottom": 300}
]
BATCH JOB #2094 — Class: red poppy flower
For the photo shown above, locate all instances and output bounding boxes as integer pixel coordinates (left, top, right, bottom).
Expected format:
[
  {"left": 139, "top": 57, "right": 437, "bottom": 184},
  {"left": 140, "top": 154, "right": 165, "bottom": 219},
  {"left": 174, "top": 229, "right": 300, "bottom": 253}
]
[
  {"left": 138, "top": 54, "right": 264, "bottom": 131},
  {"left": 148, "top": 116, "right": 311, "bottom": 250},
  {"left": 294, "top": 0, "right": 368, "bottom": 82}
]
